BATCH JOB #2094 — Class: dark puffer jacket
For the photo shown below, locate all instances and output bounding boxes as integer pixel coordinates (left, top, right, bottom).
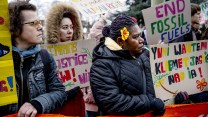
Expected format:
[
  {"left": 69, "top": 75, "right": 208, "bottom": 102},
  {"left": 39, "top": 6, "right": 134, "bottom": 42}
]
[{"left": 90, "top": 40, "right": 155, "bottom": 115}]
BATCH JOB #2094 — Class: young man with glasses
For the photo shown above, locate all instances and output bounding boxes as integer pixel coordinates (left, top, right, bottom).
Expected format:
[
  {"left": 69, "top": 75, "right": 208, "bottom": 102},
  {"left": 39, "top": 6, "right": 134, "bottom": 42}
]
[{"left": 0, "top": 1, "right": 66, "bottom": 116}]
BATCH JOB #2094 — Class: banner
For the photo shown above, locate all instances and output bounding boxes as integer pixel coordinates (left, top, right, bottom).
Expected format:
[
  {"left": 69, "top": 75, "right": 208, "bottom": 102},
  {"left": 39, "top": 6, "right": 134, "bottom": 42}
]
[
  {"left": 149, "top": 40, "right": 208, "bottom": 104},
  {"left": 0, "top": 0, "right": 18, "bottom": 106},
  {"left": 70, "top": 0, "right": 126, "bottom": 16},
  {"left": 5, "top": 114, "right": 75, "bottom": 117},
  {"left": 142, "top": 0, "right": 191, "bottom": 44},
  {"left": 98, "top": 103, "right": 208, "bottom": 117},
  {"left": 41, "top": 39, "right": 97, "bottom": 91}
]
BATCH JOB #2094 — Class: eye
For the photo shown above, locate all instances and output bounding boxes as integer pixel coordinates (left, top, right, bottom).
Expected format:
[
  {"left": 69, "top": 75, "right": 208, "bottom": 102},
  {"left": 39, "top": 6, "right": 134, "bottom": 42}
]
[
  {"left": 30, "top": 22, "right": 35, "bottom": 26},
  {"left": 133, "top": 34, "right": 140, "bottom": 40},
  {"left": 62, "top": 26, "right": 68, "bottom": 30}
]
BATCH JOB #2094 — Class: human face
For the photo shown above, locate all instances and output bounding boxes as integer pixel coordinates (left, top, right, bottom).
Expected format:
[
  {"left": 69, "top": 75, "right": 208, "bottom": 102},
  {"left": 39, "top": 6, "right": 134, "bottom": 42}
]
[
  {"left": 123, "top": 24, "right": 144, "bottom": 57},
  {"left": 59, "top": 18, "right": 74, "bottom": 42},
  {"left": 191, "top": 11, "right": 201, "bottom": 25},
  {"left": 16, "top": 10, "right": 42, "bottom": 50}
]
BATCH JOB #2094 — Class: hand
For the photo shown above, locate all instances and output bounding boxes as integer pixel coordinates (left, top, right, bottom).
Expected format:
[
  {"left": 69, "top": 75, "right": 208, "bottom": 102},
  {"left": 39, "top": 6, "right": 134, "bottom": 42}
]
[
  {"left": 174, "top": 91, "right": 189, "bottom": 104},
  {"left": 18, "top": 102, "right": 37, "bottom": 117},
  {"left": 150, "top": 98, "right": 165, "bottom": 116},
  {"left": 84, "top": 92, "right": 96, "bottom": 104},
  {"left": 101, "top": 12, "right": 109, "bottom": 21},
  {"left": 158, "top": 40, "right": 164, "bottom": 45}
]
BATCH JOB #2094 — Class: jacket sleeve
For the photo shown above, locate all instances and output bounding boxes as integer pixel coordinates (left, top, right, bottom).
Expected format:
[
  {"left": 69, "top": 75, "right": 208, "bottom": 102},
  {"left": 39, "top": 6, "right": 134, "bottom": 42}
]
[
  {"left": 88, "top": 18, "right": 105, "bottom": 40},
  {"left": 90, "top": 60, "right": 151, "bottom": 115},
  {"left": 140, "top": 50, "right": 156, "bottom": 97},
  {"left": 31, "top": 53, "right": 67, "bottom": 113}
]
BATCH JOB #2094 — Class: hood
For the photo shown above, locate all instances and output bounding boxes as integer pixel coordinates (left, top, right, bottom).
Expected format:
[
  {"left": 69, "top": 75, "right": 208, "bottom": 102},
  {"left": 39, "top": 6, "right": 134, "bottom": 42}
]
[
  {"left": 46, "top": 3, "right": 83, "bottom": 43},
  {"left": 92, "top": 37, "right": 132, "bottom": 62}
]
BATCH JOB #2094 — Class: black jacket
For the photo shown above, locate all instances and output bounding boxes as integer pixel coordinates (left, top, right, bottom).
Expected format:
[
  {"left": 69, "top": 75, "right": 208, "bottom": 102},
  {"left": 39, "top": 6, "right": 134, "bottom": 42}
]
[{"left": 90, "top": 41, "right": 155, "bottom": 115}]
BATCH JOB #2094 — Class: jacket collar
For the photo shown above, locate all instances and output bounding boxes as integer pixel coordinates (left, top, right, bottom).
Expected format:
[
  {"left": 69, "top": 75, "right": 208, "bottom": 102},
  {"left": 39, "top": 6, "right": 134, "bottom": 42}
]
[
  {"left": 104, "top": 37, "right": 122, "bottom": 51},
  {"left": 12, "top": 45, "right": 41, "bottom": 57}
]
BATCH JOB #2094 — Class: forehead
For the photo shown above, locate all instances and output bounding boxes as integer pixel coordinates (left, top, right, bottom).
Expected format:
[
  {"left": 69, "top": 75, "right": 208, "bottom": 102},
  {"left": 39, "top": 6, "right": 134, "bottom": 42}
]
[
  {"left": 21, "top": 10, "right": 38, "bottom": 22},
  {"left": 61, "top": 18, "right": 72, "bottom": 25},
  {"left": 129, "top": 24, "right": 141, "bottom": 35}
]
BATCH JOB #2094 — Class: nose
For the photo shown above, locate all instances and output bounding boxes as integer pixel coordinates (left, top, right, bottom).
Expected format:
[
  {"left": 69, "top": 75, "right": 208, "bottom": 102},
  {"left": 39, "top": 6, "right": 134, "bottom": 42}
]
[
  {"left": 67, "top": 28, "right": 72, "bottom": 34},
  {"left": 138, "top": 36, "right": 144, "bottom": 44},
  {"left": 37, "top": 23, "right": 43, "bottom": 31}
]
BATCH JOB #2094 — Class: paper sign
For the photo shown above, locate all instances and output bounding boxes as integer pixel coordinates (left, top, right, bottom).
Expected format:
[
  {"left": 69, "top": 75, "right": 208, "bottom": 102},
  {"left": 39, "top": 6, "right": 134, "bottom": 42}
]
[
  {"left": 0, "top": 0, "right": 18, "bottom": 106},
  {"left": 142, "top": 0, "right": 191, "bottom": 44},
  {"left": 41, "top": 39, "right": 97, "bottom": 91},
  {"left": 150, "top": 40, "right": 208, "bottom": 104},
  {"left": 71, "top": 0, "right": 126, "bottom": 16},
  {"left": 200, "top": 1, "right": 208, "bottom": 24}
]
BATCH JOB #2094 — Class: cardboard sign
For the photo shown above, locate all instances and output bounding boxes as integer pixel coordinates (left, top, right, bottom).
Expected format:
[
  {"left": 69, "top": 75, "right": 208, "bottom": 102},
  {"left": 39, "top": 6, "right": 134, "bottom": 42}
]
[
  {"left": 142, "top": 0, "right": 191, "bottom": 44},
  {"left": 0, "top": 0, "right": 18, "bottom": 106},
  {"left": 41, "top": 39, "right": 97, "bottom": 91},
  {"left": 71, "top": 0, "right": 126, "bottom": 16},
  {"left": 150, "top": 40, "right": 208, "bottom": 104}
]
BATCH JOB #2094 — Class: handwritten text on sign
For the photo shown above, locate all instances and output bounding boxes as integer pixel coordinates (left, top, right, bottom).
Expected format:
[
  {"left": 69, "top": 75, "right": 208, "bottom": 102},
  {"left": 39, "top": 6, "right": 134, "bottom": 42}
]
[
  {"left": 150, "top": 40, "right": 208, "bottom": 102},
  {"left": 142, "top": 0, "right": 191, "bottom": 44},
  {"left": 41, "top": 39, "right": 96, "bottom": 90},
  {"left": 71, "top": 0, "right": 126, "bottom": 16}
]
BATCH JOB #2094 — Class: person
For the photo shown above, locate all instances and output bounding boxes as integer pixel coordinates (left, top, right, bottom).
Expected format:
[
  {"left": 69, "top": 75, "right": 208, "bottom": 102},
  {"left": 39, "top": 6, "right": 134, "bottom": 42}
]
[
  {"left": 83, "top": 13, "right": 111, "bottom": 117},
  {"left": 169, "top": 3, "right": 202, "bottom": 43},
  {"left": 45, "top": 2, "right": 86, "bottom": 117},
  {"left": 90, "top": 15, "right": 165, "bottom": 116},
  {"left": 46, "top": 2, "right": 83, "bottom": 43},
  {"left": 0, "top": 1, "right": 66, "bottom": 117}
]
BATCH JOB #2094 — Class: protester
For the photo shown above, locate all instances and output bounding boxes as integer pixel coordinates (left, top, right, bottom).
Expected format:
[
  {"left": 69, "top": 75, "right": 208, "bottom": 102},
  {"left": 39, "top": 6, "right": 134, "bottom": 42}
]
[
  {"left": 46, "top": 3, "right": 83, "bottom": 43},
  {"left": 90, "top": 15, "right": 165, "bottom": 116},
  {"left": 45, "top": 2, "right": 86, "bottom": 116},
  {"left": 0, "top": 1, "right": 66, "bottom": 116},
  {"left": 169, "top": 3, "right": 202, "bottom": 43}
]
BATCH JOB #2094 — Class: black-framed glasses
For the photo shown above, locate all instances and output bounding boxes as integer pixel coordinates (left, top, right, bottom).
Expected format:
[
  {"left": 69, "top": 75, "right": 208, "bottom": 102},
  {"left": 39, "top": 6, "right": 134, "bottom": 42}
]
[{"left": 23, "top": 20, "right": 42, "bottom": 27}]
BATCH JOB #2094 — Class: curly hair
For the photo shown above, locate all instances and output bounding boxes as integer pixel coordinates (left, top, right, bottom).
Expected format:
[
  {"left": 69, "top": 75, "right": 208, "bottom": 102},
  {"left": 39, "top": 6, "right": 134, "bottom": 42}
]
[
  {"left": 102, "top": 15, "right": 136, "bottom": 41},
  {"left": 8, "top": 1, "right": 36, "bottom": 45}
]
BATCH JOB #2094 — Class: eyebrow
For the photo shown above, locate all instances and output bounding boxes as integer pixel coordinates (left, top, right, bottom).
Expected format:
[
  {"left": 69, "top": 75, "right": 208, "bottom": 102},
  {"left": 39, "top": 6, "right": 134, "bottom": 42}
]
[{"left": 62, "top": 24, "right": 73, "bottom": 27}]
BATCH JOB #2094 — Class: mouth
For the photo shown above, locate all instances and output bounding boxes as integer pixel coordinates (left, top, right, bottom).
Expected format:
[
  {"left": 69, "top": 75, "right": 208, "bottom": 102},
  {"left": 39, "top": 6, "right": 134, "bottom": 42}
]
[
  {"left": 37, "top": 34, "right": 42, "bottom": 38},
  {"left": 66, "top": 36, "right": 72, "bottom": 40}
]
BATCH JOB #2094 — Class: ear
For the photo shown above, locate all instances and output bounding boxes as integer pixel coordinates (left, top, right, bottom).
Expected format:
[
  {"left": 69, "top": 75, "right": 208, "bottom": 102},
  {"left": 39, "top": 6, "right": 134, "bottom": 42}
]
[{"left": 116, "top": 37, "right": 124, "bottom": 48}]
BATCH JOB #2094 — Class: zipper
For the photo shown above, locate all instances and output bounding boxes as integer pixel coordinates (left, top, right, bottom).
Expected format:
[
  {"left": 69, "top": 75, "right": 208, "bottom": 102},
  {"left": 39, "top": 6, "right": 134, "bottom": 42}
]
[
  {"left": 19, "top": 55, "right": 24, "bottom": 106},
  {"left": 25, "top": 54, "right": 35, "bottom": 100}
]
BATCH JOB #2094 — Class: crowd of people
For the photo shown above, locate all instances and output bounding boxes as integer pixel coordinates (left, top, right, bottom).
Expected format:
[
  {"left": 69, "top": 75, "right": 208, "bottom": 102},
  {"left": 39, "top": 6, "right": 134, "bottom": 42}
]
[{"left": 0, "top": 1, "right": 208, "bottom": 117}]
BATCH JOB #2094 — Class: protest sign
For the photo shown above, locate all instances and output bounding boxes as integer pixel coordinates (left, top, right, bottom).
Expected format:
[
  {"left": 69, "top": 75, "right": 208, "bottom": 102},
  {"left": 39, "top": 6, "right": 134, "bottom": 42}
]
[
  {"left": 150, "top": 40, "right": 208, "bottom": 104},
  {"left": 0, "top": 0, "right": 18, "bottom": 106},
  {"left": 142, "top": 0, "right": 191, "bottom": 44},
  {"left": 200, "top": 1, "right": 208, "bottom": 24},
  {"left": 70, "top": 0, "right": 126, "bottom": 16},
  {"left": 41, "top": 39, "right": 97, "bottom": 91}
]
